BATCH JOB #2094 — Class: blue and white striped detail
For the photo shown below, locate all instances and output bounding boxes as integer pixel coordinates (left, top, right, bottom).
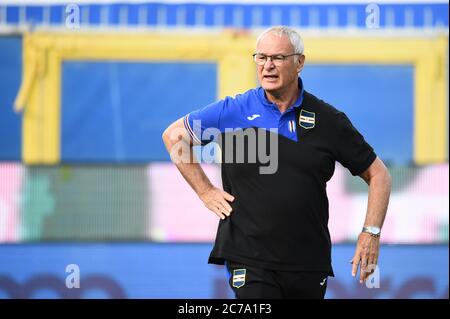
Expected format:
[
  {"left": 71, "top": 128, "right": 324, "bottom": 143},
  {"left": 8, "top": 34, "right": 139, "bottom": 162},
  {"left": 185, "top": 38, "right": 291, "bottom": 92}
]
[
  {"left": 288, "top": 120, "right": 296, "bottom": 133},
  {"left": 183, "top": 114, "right": 202, "bottom": 145}
]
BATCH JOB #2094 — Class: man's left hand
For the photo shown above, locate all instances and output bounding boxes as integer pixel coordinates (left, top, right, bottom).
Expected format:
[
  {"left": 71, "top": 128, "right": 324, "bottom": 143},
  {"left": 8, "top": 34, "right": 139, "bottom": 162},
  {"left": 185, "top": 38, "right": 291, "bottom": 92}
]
[{"left": 350, "top": 232, "right": 380, "bottom": 283}]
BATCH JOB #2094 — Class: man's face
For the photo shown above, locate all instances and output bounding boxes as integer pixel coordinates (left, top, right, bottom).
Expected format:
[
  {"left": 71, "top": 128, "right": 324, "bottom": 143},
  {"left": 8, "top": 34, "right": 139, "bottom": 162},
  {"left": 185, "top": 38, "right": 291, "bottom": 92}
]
[{"left": 256, "top": 33, "right": 304, "bottom": 94}]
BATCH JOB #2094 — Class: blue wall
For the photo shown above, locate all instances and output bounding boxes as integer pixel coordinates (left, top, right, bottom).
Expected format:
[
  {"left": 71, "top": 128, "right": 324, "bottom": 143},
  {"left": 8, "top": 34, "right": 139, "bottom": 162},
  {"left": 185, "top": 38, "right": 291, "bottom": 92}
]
[
  {"left": 0, "top": 244, "right": 447, "bottom": 299},
  {"left": 0, "top": 36, "right": 22, "bottom": 161},
  {"left": 61, "top": 61, "right": 217, "bottom": 162},
  {"left": 302, "top": 64, "right": 414, "bottom": 165}
]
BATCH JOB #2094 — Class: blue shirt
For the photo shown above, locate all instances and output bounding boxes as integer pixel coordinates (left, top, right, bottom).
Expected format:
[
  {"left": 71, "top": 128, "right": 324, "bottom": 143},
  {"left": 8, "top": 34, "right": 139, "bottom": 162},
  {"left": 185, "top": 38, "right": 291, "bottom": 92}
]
[{"left": 184, "top": 77, "right": 305, "bottom": 144}]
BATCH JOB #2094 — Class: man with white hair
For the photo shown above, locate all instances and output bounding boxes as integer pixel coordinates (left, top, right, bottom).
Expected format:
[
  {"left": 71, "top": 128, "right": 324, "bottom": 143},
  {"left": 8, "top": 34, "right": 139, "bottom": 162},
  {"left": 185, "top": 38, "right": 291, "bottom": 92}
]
[{"left": 162, "top": 26, "right": 391, "bottom": 299}]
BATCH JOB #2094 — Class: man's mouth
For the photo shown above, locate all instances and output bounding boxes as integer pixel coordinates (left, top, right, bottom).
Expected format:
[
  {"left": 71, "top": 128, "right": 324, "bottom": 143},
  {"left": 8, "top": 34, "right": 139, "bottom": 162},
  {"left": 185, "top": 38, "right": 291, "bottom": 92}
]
[{"left": 263, "top": 75, "right": 279, "bottom": 80}]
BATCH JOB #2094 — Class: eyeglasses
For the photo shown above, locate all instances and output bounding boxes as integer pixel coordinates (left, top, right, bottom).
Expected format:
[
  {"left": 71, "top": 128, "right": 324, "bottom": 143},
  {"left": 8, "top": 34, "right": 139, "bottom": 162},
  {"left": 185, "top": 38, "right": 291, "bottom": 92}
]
[{"left": 252, "top": 53, "right": 301, "bottom": 66}]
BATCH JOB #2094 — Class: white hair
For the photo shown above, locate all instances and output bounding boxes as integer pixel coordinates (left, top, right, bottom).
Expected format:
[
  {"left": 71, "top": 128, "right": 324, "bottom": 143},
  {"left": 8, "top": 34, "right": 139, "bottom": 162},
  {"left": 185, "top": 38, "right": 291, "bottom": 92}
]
[{"left": 256, "top": 26, "right": 304, "bottom": 61}]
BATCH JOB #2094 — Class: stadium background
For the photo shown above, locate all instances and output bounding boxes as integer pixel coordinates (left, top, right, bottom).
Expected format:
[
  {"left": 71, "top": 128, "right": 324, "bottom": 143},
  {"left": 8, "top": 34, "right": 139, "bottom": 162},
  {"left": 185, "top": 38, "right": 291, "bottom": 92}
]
[{"left": 0, "top": 0, "right": 448, "bottom": 298}]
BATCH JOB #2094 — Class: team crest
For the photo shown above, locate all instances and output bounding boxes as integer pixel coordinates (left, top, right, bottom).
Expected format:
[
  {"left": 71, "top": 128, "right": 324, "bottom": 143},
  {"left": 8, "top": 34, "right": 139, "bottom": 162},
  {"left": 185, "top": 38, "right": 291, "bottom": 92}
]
[
  {"left": 232, "top": 269, "right": 246, "bottom": 288},
  {"left": 299, "top": 109, "right": 315, "bottom": 129}
]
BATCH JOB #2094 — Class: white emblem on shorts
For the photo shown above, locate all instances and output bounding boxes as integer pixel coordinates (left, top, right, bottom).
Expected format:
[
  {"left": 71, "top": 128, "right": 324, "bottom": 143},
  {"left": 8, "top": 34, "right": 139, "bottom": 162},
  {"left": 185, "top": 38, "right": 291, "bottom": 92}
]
[{"left": 320, "top": 277, "right": 327, "bottom": 286}]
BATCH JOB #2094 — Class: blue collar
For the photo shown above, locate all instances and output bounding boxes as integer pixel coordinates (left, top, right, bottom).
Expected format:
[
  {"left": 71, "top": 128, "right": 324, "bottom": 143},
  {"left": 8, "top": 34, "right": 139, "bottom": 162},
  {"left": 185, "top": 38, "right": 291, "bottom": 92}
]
[{"left": 257, "top": 77, "right": 304, "bottom": 111}]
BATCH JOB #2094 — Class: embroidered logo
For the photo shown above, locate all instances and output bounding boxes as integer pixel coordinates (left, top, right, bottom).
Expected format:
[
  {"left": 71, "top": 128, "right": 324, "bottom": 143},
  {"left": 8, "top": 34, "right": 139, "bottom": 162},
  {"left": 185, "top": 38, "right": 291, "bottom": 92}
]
[
  {"left": 232, "top": 269, "right": 246, "bottom": 288},
  {"left": 299, "top": 109, "right": 315, "bottom": 129}
]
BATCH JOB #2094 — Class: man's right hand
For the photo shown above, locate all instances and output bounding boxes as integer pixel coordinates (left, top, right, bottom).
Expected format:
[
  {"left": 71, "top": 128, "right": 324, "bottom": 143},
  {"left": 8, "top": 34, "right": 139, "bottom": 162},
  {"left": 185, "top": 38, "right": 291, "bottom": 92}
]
[
  {"left": 163, "top": 117, "right": 235, "bottom": 220},
  {"left": 199, "top": 186, "right": 235, "bottom": 220}
]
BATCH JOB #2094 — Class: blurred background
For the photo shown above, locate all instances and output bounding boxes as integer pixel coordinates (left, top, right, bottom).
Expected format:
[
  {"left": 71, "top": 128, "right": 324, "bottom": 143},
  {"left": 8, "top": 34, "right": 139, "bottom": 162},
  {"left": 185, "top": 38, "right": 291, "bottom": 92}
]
[{"left": 0, "top": 0, "right": 448, "bottom": 299}]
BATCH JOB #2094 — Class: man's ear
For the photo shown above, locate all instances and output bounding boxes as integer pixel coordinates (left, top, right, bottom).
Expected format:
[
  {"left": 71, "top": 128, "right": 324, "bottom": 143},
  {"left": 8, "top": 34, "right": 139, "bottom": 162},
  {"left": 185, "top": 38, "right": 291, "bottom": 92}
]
[{"left": 297, "top": 54, "right": 305, "bottom": 73}]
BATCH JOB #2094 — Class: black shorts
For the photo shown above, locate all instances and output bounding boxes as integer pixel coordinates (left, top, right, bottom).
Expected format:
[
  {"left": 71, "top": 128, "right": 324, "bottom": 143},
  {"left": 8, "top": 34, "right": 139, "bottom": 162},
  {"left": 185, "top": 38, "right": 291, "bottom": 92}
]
[{"left": 225, "top": 260, "right": 328, "bottom": 299}]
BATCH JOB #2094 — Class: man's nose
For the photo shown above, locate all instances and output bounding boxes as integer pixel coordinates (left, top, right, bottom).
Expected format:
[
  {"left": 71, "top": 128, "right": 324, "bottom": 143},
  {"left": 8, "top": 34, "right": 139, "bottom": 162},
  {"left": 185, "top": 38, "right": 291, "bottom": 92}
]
[{"left": 263, "top": 58, "right": 275, "bottom": 69}]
